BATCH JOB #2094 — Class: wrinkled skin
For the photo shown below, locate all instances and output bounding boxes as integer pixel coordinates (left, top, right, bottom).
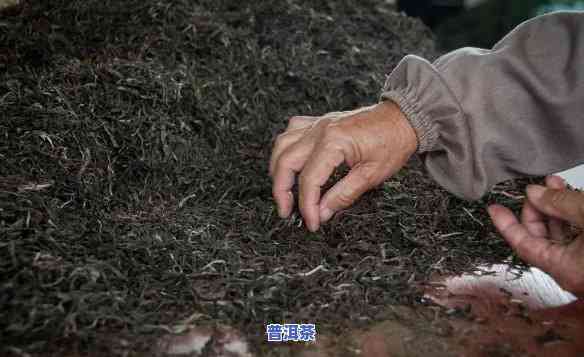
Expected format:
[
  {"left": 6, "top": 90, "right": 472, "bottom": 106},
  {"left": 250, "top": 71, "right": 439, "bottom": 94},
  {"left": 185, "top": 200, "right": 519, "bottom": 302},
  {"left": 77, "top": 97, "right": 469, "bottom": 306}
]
[
  {"left": 269, "top": 101, "right": 417, "bottom": 232},
  {"left": 270, "top": 102, "right": 584, "bottom": 297}
]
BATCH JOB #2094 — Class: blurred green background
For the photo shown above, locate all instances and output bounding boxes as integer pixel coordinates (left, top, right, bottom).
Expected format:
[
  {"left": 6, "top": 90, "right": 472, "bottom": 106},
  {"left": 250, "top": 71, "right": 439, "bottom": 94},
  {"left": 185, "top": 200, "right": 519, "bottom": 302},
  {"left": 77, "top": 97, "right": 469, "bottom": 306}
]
[{"left": 399, "top": 0, "right": 584, "bottom": 50}]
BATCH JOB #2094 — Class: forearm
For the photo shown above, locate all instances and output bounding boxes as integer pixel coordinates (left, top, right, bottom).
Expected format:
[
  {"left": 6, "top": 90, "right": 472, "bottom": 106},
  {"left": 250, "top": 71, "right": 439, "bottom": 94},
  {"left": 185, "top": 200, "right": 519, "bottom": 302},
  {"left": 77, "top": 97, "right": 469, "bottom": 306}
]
[{"left": 382, "top": 12, "right": 584, "bottom": 200}]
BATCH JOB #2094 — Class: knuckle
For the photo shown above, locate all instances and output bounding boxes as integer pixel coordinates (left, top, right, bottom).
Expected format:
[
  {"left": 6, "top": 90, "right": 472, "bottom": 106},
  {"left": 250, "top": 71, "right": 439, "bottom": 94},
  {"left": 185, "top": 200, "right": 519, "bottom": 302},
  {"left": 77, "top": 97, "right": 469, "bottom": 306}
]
[
  {"left": 288, "top": 116, "right": 303, "bottom": 125},
  {"left": 274, "top": 132, "right": 289, "bottom": 145},
  {"left": 320, "top": 141, "right": 344, "bottom": 157},
  {"left": 336, "top": 189, "right": 355, "bottom": 207}
]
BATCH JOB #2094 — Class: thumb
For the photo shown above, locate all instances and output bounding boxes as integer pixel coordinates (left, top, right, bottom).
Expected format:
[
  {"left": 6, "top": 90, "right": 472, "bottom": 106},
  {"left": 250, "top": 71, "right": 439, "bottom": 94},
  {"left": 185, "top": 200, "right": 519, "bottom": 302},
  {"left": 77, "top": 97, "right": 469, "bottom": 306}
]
[
  {"left": 319, "top": 164, "right": 378, "bottom": 222},
  {"left": 488, "top": 204, "right": 562, "bottom": 274},
  {"left": 527, "top": 185, "right": 584, "bottom": 227}
]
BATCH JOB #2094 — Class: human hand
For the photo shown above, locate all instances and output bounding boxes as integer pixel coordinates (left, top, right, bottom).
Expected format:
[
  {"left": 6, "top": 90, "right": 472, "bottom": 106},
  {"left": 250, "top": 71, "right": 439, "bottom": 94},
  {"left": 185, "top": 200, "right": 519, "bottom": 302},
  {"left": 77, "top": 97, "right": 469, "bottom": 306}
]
[
  {"left": 488, "top": 176, "right": 584, "bottom": 297},
  {"left": 270, "top": 101, "right": 417, "bottom": 232}
]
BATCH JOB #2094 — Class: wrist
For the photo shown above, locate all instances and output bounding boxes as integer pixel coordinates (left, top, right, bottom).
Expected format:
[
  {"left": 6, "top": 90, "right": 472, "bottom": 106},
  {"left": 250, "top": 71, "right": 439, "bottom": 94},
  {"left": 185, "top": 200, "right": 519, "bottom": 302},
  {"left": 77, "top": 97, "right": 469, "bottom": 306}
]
[{"left": 375, "top": 100, "right": 418, "bottom": 156}]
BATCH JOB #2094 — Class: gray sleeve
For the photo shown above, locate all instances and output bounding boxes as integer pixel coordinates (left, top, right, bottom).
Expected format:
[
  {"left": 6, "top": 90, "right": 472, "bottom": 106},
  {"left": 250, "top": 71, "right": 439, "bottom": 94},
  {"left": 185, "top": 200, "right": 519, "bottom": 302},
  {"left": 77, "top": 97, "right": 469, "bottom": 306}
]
[{"left": 381, "top": 12, "right": 584, "bottom": 200}]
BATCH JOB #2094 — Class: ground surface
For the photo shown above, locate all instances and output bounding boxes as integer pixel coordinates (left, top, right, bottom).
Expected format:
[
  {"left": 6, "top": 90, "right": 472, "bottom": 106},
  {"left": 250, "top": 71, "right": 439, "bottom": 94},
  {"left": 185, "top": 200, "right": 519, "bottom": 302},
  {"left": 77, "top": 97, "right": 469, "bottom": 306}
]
[{"left": 1, "top": 1, "right": 539, "bottom": 355}]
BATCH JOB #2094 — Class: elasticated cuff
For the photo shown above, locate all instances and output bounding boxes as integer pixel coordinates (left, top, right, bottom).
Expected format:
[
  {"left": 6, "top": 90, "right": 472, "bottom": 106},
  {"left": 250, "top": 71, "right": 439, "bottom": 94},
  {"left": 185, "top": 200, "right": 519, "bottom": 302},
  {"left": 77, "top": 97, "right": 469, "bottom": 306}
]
[{"left": 380, "top": 89, "right": 438, "bottom": 154}]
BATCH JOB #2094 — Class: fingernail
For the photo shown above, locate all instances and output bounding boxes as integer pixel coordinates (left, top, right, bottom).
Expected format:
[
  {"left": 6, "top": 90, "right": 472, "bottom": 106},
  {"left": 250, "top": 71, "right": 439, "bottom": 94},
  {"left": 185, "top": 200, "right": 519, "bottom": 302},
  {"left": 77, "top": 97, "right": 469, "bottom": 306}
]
[
  {"left": 527, "top": 185, "right": 546, "bottom": 201},
  {"left": 320, "top": 207, "right": 334, "bottom": 222}
]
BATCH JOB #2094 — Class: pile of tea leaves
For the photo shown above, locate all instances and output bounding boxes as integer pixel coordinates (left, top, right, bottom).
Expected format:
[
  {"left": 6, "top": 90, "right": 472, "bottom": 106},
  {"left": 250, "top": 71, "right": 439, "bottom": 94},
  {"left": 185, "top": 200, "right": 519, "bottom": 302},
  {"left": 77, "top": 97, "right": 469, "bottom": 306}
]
[{"left": 0, "top": 0, "right": 535, "bottom": 355}]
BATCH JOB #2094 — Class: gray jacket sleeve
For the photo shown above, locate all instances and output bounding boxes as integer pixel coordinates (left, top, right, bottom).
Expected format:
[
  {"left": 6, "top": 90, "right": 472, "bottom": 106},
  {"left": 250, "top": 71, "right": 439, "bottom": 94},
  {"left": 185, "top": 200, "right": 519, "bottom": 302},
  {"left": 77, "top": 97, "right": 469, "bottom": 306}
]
[{"left": 381, "top": 12, "right": 584, "bottom": 200}]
